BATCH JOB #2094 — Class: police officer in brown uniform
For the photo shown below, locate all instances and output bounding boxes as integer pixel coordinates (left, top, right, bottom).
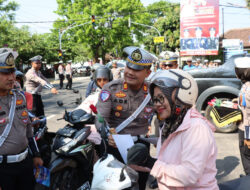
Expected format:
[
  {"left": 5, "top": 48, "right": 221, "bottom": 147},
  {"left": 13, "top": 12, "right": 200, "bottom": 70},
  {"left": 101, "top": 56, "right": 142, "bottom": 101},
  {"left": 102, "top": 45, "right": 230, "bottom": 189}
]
[
  {"left": 96, "top": 46, "right": 157, "bottom": 190},
  {"left": 25, "top": 55, "right": 58, "bottom": 117},
  {"left": 0, "top": 48, "right": 43, "bottom": 190}
]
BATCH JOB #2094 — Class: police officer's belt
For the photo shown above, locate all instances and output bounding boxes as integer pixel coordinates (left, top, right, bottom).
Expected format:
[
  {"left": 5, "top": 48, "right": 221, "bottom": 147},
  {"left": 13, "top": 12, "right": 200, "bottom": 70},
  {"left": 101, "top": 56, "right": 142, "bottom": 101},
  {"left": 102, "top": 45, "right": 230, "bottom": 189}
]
[
  {"left": 0, "top": 91, "right": 17, "bottom": 147},
  {"left": 116, "top": 93, "right": 151, "bottom": 133},
  {"left": 0, "top": 148, "right": 28, "bottom": 163}
]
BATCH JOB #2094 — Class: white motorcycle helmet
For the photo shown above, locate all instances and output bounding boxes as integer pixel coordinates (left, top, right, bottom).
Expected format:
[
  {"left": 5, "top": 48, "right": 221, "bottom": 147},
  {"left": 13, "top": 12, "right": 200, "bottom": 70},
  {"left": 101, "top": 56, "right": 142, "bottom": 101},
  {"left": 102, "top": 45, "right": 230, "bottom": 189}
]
[
  {"left": 150, "top": 69, "right": 198, "bottom": 106},
  {"left": 91, "top": 154, "right": 138, "bottom": 190},
  {"left": 234, "top": 56, "right": 250, "bottom": 83}
]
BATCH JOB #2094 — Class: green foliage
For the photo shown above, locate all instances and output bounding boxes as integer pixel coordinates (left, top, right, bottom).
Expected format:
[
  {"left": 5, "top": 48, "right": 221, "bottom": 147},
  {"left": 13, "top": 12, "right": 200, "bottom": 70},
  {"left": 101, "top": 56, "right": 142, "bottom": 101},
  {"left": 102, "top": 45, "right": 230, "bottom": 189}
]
[
  {"left": 143, "top": 1, "right": 180, "bottom": 54},
  {"left": 54, "top": 0, "right": 149, "bottom": 63},
  {"left": 247, "top": 0, "right": 250, "bottom": 9}
]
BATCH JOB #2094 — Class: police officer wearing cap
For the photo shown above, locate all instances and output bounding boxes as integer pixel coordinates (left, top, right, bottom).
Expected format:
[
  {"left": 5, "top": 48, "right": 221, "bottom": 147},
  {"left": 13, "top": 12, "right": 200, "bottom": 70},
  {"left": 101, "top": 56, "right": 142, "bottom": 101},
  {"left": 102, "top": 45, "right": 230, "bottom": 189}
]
[
  {"left": 0, "top": 48, "right": 43, "bottom": 189},
  {"left": 96, "top": 46, "right": 157, "bottom": 190},
  {"left": 25, "top": 55, "right": 58, "bottom": 117},
  {"left": 159, "top": 51, "right": 179, "bottom": 70},
  {"left": 58, "top": 60, "right": 65, "bottom": 89}
]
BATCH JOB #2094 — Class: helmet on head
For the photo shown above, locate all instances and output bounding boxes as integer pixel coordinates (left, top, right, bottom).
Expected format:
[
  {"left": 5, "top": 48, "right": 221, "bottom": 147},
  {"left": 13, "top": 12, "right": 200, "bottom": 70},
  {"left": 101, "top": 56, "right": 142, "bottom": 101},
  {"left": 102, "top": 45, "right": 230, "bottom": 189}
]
[
  {"left": 15, "top": 70, "right": 24, "bottom": 88},
  {"left": 93, "top": 66, "right": 113, "bottom": 88},
  {"left": 150, "top": 69, "right": 198, "bottom": 107},
  {"left": 0, "top": 48, "right": 18, "bottom": 73},
  {"left": 234, "top": 56, "right": 250, "bottom": 83}
]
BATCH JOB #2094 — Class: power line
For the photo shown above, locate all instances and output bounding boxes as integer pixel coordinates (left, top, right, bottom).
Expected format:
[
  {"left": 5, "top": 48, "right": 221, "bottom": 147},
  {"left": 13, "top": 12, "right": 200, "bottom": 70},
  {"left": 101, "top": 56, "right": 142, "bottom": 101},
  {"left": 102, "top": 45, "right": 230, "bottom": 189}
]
[{"left": 13, "top": 3, "right": 249, "bottom": 24}]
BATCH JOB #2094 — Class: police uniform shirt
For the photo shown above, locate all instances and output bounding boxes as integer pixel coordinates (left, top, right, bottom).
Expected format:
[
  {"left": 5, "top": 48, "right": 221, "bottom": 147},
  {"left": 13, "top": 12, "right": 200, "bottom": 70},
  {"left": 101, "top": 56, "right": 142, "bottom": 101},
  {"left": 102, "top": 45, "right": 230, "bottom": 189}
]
[
  {"left": 25, "top": 67, "right": 49, "bottom": 94},
  {"left": 0, "top": 91, "right": 33, "bottom": 155},
  {"left": 96, "top": 79, "right": 153, "bottom": 136}
]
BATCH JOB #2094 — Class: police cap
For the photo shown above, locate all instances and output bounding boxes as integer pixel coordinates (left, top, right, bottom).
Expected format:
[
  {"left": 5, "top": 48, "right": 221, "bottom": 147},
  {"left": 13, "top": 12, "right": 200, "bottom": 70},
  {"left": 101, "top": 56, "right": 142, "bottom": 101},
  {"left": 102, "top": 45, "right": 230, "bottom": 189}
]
[
  {"left": 29, "top": 55, "right": 42, "bottom": 62},
  {"left": 0, "top": 48, "right": 18, "bottom": 73},
  {"left": 123, "top": 46, "right": 158, "bottom": 71},
  {"left": 159, "top": 51, "right": 178, "bottom": 64},
  {"left": 67, "top": 60, "right": 72, "bottom": 63}
]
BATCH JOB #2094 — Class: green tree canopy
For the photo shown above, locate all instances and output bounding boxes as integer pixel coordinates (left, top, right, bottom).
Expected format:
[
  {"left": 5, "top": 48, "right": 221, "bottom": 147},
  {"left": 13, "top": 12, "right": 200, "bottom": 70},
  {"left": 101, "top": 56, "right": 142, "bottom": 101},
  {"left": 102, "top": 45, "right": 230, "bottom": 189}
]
[{"left": 54, "top": 0, "right": 151, "bottom": 63}]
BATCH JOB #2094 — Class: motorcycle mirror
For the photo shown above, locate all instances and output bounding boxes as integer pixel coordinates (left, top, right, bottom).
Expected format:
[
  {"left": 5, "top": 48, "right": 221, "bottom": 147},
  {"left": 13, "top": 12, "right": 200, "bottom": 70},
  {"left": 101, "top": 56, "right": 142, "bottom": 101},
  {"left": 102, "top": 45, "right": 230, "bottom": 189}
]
[
  {"left": 75, "top": 98, "right": 82, "bottom": 105},
  {"left": 57, "top": 100, "right": 64, "bottom": 107},
  {"left": 73, "top": 89, "right": 79, "bottom": 93}
]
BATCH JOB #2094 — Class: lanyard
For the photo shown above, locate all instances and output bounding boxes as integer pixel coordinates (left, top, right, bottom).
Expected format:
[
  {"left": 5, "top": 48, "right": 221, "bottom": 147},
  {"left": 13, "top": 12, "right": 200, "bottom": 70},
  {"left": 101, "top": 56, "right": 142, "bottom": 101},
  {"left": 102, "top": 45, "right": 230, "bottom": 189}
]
[
  {"left": 0, "top": 91, "right": 17, "bottom": 147},
  {"left": 116, "top": 93, "right": 151, "bottom": 133}
]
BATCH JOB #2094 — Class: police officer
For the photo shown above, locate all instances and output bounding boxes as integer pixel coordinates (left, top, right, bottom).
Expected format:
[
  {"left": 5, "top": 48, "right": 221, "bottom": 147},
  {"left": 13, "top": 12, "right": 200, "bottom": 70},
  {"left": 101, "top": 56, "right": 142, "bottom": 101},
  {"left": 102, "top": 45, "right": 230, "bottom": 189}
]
[
  {"left": 0, "top": 48, "right": 43, "bottom": 189},
  {"left": 65, "top": 60, "right": 73, "bottom": 90},
  {"left": 96, "top": 46, "right": 157, "bottom": 190},
  {"left": 25, "top": 55, "right": 58, "bottom": 117},
  {"left": 58, "top": 60, "right": 65, "bottom": 89},
  {"left": 159, "top": 51, "right": 179, "bottom": 70}
]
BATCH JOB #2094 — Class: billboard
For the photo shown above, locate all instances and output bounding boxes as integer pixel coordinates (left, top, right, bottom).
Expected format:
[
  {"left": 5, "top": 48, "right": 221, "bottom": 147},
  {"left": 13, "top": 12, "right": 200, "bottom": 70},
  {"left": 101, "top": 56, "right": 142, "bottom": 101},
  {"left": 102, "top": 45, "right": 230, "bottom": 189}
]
[{"left": 180, "top": 0, "right": 219, "bottom": 56}]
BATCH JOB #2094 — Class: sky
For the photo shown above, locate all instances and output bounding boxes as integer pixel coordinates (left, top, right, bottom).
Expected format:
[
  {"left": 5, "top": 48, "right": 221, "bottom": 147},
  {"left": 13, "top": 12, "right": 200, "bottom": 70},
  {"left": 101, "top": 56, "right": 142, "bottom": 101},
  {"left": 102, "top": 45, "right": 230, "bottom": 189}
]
[{"left": 14, "top": 0, "right": 250, "bottom": 35}]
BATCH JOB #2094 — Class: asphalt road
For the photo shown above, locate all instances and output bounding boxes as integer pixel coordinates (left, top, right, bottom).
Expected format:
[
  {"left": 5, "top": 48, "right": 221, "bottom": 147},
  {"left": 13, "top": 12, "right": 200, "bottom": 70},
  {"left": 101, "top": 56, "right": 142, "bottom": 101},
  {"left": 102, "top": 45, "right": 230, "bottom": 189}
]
[{"left": 42, "top": 76, "right": 244, "bottom": 189}]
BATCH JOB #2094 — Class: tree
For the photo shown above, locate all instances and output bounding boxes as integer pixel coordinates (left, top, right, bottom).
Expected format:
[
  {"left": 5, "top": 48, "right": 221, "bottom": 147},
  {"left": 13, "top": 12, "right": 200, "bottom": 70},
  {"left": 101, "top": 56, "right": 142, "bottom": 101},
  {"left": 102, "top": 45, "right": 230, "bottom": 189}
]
[
  {"left": 142, "top": 1, "right": 180, "bottom": 54},
  {"left": 0, "top": 0, "right": 19, "bottom": 20},
  {"left": 246, "top": 0, "right": 250, "bottom": 9},
  {"left": 54, "top": 0, "right": 149, "bottom": 63}
]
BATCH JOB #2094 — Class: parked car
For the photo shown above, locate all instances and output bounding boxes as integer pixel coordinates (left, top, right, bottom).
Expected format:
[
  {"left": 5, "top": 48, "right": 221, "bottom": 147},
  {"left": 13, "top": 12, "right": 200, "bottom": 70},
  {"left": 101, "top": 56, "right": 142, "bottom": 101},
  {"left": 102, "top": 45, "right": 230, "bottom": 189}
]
[
  {"left": 77, "top": 66, "right": 91, "bottom": 76},
  {"left": 188, "top": 54, "right": 250, "bottom": 133}
]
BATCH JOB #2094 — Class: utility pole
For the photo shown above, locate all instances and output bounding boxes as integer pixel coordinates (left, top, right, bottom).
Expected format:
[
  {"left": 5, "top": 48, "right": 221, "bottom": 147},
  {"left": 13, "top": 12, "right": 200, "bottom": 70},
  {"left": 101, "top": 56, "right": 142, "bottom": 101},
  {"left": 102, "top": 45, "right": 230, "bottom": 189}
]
[{"left": 222, "top": 8, "right": 224, "bottom": 39}]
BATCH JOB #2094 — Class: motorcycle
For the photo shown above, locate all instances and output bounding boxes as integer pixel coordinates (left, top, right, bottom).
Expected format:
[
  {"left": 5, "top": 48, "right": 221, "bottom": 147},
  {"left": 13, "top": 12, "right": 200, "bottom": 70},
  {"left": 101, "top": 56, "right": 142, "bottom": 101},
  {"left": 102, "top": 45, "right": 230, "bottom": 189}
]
[
  {"left": 45, "top": 100, "right": 96, "bottom": 190},
  {"left": 89, "top": 105, "right": 139, "bottom": 190},
  {"left": 32, "top": 116, "right": 55, "bottom": 167}
]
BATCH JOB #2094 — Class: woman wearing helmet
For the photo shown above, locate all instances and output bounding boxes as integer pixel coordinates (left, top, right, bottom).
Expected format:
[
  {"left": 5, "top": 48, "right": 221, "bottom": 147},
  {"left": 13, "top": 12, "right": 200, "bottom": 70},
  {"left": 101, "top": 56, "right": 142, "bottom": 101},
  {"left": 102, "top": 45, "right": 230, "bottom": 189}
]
[
  {"left": 77, "top": 66, "right": 113, "bottom": 114},
  {"left": 128, "top": 70, "right": 218, "bottom": 189},
  {"left": 235, "top": 56, "right": 250, "bottom": 176}
]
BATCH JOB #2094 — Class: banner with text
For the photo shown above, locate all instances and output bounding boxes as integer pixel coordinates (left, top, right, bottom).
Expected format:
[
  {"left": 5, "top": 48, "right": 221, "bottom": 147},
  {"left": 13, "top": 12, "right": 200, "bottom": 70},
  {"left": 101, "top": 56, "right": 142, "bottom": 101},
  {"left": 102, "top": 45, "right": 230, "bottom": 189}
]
[{"left": 180, "top": 0, "right": 219, "bottom": 56}]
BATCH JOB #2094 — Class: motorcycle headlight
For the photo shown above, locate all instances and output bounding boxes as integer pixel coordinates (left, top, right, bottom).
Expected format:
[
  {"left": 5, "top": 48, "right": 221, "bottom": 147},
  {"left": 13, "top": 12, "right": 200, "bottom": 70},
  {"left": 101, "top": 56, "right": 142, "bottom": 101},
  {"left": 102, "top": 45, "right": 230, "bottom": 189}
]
[{"left": 56, "top": 138, "right": 77, "bottom": 154}]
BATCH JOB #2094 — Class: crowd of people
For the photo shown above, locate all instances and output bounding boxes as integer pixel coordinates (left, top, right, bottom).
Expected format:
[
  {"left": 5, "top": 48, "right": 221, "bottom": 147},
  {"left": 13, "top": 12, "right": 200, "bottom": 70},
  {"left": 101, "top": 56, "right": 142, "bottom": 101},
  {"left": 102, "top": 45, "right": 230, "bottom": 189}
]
[{"left": 0, "top": 45, "right": 249, "bottom": 190}]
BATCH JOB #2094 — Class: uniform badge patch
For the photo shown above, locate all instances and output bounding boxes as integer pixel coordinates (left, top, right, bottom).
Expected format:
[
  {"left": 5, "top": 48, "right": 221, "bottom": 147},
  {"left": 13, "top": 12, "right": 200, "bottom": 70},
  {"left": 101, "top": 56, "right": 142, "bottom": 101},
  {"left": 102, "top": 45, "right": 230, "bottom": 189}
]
[
  {"left": 143, "top": 84, "right": 147, "bottom": 92},
  {"left": 0, "top": 118, "right": 6, "bottom": 124},
  {"left": 115, "top": 91, "right": 126, "bottom": 98},
  {"left": 123, "top": 82, "right": 128, "bottom": 90},
  {"left": 144, "top": 107, "right": 153, "bottom": 113},
  {"left": 115, "top": 112, "right": 121, "bottom": 117},
  {"left": 16, "top": 99, "right": 23, "bottom": 105},
  {"left": 100, "top": 90, "right": 111, "bottom": 102},
  {"left": 22, "top": 118, "right": 29, "bottom": 124},
  {"left": 21, "top": 110, "right": 28, "bottom": 117},
  {"left": 116, "top": 105, "right": 123, "bottom": 111}
]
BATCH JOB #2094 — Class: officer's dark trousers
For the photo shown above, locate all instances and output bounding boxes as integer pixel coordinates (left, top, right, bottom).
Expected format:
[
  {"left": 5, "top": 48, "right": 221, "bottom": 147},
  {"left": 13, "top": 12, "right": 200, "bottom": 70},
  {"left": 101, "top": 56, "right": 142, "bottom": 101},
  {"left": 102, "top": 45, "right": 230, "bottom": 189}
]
[
  {"left": 0, "top": 155, "right": 35, "bottom": 190},
  {"left": 59, "top": 74, "right": 64, "bottom": 89},
  {"left": 32, "top": 94, "right": 45, "bottom": 117},
  {"left": 239, "top": 129, "right": 250, "bottom": 175},
  {"left": 66, "top": 74, "right": 72, "bottom": 89},
  {"left": 106, "top": 139, "right": 150, "bottom": 190}
]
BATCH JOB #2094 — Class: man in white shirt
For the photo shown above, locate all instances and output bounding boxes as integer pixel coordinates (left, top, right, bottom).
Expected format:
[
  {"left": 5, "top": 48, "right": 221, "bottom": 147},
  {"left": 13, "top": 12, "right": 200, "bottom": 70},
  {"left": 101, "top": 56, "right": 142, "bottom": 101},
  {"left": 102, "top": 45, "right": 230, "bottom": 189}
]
[
  {"left": 58, "top": 60, "right": 65, "bottom": 89},
  {"left": 65, "top": 60, "right": 73, "bottom": 90}
]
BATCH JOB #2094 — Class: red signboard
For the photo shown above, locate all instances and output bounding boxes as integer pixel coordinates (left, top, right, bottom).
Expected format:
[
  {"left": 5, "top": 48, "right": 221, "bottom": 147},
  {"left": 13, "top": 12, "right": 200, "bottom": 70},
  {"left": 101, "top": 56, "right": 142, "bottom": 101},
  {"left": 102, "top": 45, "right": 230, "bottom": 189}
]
[{"left": 180, "top": 0, "right": 219, "bottom": 56}]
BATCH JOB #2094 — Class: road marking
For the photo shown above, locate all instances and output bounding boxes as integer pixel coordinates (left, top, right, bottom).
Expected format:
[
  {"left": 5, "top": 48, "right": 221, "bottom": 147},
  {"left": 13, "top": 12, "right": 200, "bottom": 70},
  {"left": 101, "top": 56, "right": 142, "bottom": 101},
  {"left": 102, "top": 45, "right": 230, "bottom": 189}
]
[{"left": 47, "top": 114, "right": 56, "bottom": 120}]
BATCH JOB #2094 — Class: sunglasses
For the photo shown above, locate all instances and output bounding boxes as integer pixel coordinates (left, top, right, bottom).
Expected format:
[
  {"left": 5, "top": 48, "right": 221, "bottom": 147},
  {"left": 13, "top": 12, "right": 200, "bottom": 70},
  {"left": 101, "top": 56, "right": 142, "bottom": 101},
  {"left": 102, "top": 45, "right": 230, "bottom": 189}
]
[
  {"left": 152, "top": 94, "right": 165, "bottom": 105},
  {"left": 163, "top": 64, "right": 174, "bottom": 68}
]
